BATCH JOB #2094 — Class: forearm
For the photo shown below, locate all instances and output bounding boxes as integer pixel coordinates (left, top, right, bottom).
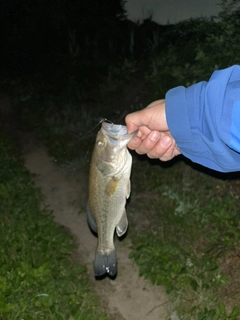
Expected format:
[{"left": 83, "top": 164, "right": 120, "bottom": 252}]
[{"left": 165, "top": 65, "right": 240, "bottom": 172}]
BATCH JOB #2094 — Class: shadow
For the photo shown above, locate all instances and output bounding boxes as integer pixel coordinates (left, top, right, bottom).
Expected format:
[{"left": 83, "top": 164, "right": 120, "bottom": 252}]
[
  {"left": 183, "top": 157, "right": 240, "bottom": 181},
  {"left": 130, "top": 149, "right": 184, "bottom": 169},
  {"left": 130, "top": 149, "right": 240, "bottom": 182},
  {"left": 95, "top": 273, "right": 117, "bottom": 281}
]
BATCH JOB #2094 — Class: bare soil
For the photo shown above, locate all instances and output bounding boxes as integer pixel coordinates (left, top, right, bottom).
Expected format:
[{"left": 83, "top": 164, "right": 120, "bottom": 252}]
[{"left": 20, "top": 140, "right": 178, "bottom": 320}]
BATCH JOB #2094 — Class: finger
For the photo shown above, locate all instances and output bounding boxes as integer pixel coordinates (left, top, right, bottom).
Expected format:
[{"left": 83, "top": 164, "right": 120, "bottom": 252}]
[
  {"left": 125, "top": 112, "right": 143, "bottom": 133},
  {"left": 134, "top": 131, "right": 161, "bottom": 155},
  {"left": 159, "top": 142, "right": 181, "bottom": 161},
  {"left": 146, "top": 135, "right": 173, "bottom": 159},
  {"left": 127, "top": 125, "right": 151, "bottom": 149},
  {"left": 159, "top": 148, "right": 180, "bottom": 161},
  {"left": 125, "top": 105, "right": 163, "bottom": 132},
  {"left": 126, "top": 100, "right": 168, "bottom": 134},
  {"left": 127, "top": 136, "right": 142, "bottom": 150}
]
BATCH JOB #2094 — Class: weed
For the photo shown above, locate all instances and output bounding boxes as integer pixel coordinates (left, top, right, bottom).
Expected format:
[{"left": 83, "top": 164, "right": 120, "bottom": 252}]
[
  {"left": 129, "top": 157, "right": 240, "bottom": 319},
  {"left": 2, "top": 2, "right": 240, "bottom": 317},
  {"left": 0, "top": 131, "right": 108, "bottom": 319}
]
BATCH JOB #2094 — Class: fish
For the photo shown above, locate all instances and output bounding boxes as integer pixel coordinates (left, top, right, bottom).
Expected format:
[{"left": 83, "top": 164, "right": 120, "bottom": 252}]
[{"left": 87, "top": 121, "right": 137, "bottom": 277}]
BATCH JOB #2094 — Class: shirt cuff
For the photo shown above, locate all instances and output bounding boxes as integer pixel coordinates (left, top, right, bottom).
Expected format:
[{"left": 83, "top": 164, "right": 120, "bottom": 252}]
[{"left": 165, "top": 86, "right": 193, "bottom": 145}]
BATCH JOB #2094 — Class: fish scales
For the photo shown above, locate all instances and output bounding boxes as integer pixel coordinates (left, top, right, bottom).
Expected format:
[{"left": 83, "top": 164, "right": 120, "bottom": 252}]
[{"left": 87, "top": 121, "right": 137, "bottom": 277}]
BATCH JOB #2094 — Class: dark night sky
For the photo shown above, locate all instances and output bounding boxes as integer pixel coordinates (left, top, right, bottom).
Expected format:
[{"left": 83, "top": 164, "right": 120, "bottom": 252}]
[{"left": 126, "top": 0, "right": 221, "bottom": 24}]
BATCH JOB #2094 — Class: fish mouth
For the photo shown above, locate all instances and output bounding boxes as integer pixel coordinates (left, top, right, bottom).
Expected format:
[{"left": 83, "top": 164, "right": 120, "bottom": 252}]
[
  {"left": 101, "top": 122, "right": 138, "bottom": 146},
  {"left": 102, "top": 122, "right": 128, "bottom": 136}
]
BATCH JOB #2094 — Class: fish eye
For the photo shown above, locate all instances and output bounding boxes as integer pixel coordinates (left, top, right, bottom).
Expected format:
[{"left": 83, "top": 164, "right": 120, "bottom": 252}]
[{"left": 97, "top": 140, "right": 104, "bottom": 147}]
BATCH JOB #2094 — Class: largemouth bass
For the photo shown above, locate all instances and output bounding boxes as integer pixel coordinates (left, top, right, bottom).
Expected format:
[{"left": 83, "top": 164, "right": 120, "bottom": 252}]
[{"left": 87, "top": 121, "right": 137, "bottom": 277}]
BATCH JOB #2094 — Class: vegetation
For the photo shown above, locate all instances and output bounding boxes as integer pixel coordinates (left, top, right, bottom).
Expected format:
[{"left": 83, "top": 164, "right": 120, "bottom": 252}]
[
  {"left": 0, "top": 131, "right": 108, "bottom": 319},
  {"left": 1, "top": 0, "right": 240, "bottom": 319},
  {"left": 129, "top": 158, "right": 240, "bottom": 319}
]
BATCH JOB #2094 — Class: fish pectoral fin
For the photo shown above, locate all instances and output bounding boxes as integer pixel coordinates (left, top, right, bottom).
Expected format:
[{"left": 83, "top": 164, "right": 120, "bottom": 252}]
[
  {"left": 94, "top": 250, "right": 117, "bottom": 277},
  {"left": 87, "top": 202, "right": 97, "bottom": 234},
  {"left": 116, "top": 209, "right": 128, "bottom": 237},
  {"left": 105, "top": 177, "right": 120, "bottom": 196}
]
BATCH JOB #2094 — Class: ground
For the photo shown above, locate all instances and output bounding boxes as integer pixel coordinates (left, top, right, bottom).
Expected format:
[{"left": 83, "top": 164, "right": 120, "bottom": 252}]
[
  {"left": 20, "top": 140, "right": 177, "bottom": 320},
  {"left": 3, "top": 86, "right": 240, "bottom": 318},
  {"left": 0, "top": 92, "right": 178, "bottom": 319}
]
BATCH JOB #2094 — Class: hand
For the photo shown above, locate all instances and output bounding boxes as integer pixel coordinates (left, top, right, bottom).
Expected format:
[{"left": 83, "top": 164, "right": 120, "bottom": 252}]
[{"left": 125, "top": 99, "right": 181, "bottom": 161}]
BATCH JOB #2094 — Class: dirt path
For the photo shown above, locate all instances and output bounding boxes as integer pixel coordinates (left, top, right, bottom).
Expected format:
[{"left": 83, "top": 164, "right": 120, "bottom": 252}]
[{"left": 23, "top": 144, "right": 178, "bottom": 320}]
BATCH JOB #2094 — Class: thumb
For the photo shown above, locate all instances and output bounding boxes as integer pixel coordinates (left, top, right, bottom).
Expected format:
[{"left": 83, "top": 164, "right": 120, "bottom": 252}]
[
  {"left": 126, "top": 100, "right": 168, "bottom": 132},
  {"left": 125, "top": 110, "right": 146, "bottom": 133}
]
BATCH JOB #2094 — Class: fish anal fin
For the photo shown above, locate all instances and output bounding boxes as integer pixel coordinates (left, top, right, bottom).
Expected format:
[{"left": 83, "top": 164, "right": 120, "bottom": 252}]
[
  {"left": 126, "top": 179, "right": 131, "bottom": 199},
  {"left": 94, "top": 250, "right": 117, "bottom": 277},
  {"left": 116, "top": 210, "right": 128, "bottom": 237},
  {"left": 87, "top": 202, "right": 97, "bottom": 234}
]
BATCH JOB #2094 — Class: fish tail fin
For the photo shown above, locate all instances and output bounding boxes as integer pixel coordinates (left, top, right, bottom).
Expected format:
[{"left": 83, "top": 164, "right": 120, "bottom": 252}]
[{"left": 94, "top": 250, "right": 117, "bottom": 277}]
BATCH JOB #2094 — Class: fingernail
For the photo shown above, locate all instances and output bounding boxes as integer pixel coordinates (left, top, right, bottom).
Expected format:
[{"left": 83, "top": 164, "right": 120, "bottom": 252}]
[
  {"left": 149, "top": 132, "right": 160, "bottom": 141},
  {"left": 161, "top": 136, "right": 172, "bottom": 148}
]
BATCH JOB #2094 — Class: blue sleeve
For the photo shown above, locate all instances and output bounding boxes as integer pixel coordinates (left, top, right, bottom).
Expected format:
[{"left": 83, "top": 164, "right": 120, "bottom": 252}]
[{"left": 165, "top": 65, "right": 240, "bottom": 172}]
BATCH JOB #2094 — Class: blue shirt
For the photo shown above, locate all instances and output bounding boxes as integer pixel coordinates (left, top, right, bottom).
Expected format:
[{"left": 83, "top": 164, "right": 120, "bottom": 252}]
[{"left": 166, "top": 65, "right": 240, "bottom": 172}]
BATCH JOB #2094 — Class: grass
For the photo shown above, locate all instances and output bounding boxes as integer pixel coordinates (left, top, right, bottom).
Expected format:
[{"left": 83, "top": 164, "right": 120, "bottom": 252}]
[
  {"left": 0, "top": 129, "right": 108, "bottom": 320},
  {"left": 4, "top": 68, "right": 240, "bottom": 319},
  {"left": 128, "top": 157, "right": 240, "bottom": 319},
  {"left": 2, "top": 3, "right": 240, "bottom": 318},
  {"left": 2, "top": 40, "right": 240, "bottom": 318}
]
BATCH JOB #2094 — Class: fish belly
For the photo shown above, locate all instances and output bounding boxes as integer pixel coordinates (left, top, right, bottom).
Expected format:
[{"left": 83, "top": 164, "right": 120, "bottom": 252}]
[{"left": 88, "top": 166, "right": 129, "bottom": 276}]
